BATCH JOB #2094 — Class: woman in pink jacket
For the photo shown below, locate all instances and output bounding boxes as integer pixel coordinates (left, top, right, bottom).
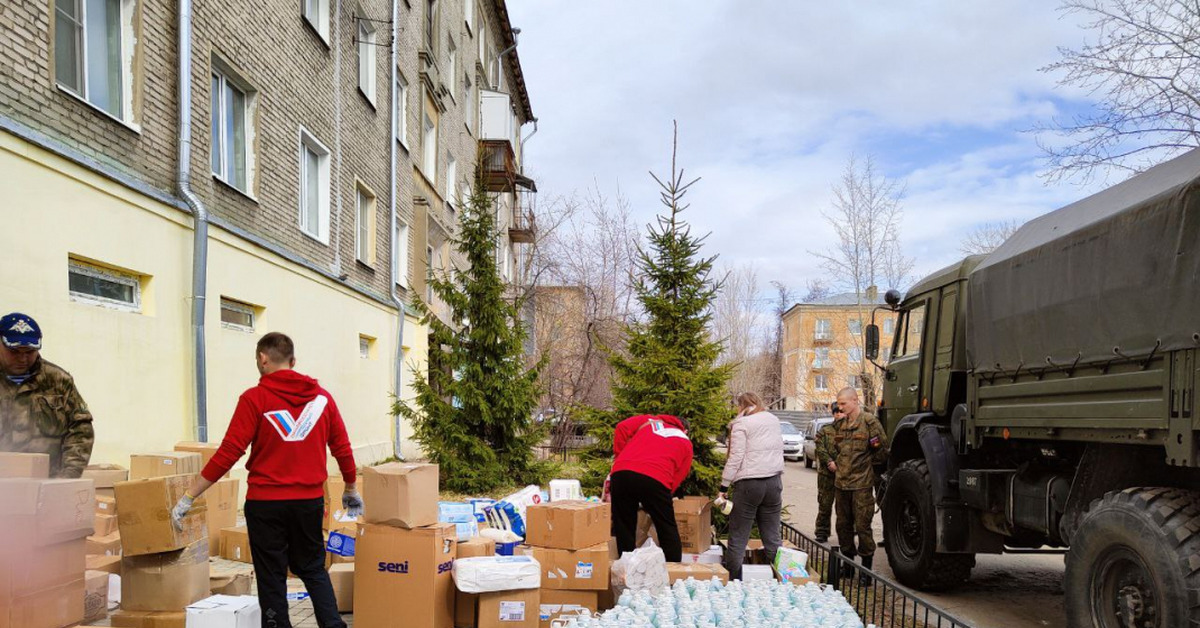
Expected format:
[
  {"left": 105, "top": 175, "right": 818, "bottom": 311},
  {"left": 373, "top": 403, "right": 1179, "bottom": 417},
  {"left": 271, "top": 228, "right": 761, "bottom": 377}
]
[{"left": 719, "top": 392, "right": 785, "bottom": 580}]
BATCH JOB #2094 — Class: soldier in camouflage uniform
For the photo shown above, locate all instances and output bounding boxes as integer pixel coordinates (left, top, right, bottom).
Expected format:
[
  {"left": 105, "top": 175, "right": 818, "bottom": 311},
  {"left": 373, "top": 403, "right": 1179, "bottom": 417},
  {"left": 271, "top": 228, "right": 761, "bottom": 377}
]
[
  {"left": 831, "top": 387, "right": 888, "bottom": 584},
  {"left": 0, "top": 313, "right": 94, "bottom": 478},
  {"left": 813, "top": 403, "right": 842, "bottom": 543}
]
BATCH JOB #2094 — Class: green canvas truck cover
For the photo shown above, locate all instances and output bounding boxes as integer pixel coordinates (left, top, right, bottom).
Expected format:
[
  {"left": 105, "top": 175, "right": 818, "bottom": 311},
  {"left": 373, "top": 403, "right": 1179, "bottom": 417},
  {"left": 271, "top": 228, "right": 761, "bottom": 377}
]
[{"left": 967, "top": 148, "right": 1200, "bottom": 373}]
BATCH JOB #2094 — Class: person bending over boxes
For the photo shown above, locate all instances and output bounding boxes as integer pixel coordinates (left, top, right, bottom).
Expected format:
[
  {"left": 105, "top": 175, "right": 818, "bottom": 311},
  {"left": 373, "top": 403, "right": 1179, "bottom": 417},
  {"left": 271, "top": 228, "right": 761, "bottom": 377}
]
[{"left": 609, "top": 414, "right": 694, "bottom": 562}]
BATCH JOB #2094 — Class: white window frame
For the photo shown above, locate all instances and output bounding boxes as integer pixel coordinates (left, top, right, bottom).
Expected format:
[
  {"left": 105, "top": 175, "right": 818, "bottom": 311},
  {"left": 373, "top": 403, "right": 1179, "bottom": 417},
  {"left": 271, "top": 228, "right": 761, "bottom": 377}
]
[
  {"left": 883, "top": 318, "right": 895, "bottom": 335},
  {"left": 445, "top": 154, "right": 457, "bottom": 207},
  {"left": 814, "top": 319, "right": 832, "bottom": 340},
  {"left": 848, "top": 318, "right": 862, "bottom": 335},
  {"left": 422, "top": 111, "right": 437, "bottom": 178},
  {"left": 848, "top": 375, "right": 861, "bottom": 389},
  {"left": 357, "top": 16, "right": 377, "bottom": 106},
  {"left": 68, "top": 259, "right": 141, "bottom": 312},
  {"left": 426, "top": 244, "right": 435, "bottom": 302},
  {"left": 394, "top": 219, "right": 410, "bottom": 287},
  {"left": 848, "top": 347, "right": 863, "bottom": 363},
  {"left": 464, "top": 73, "right": 475, "bottom": 134},
  {"left": 210, "top": 67, "right": 252, "bottom": 193},
  {"left": 54, "top": 0, "right": 137, "bottom": 123},
  {"left": 395, "top": 72, "right": 409, "bottom": 148},
  {"left": 297, "top": 128, "right": 331, "bottom": 245},
  {"left": 219, "top": 297, "right": 256, "bottom": 332},
  {"left": 464, "top": 0, "right": 474, "bottom": 34},
  {"left": 815, "top": 374, "right": 828, "bottom": 391},
  {"left": 813, "top": 347, "right": 830, "bottom": 369},
  {"left": 303, "top": 0, "right": 330, "bottom": 43},
  {"left": 446, "top": 37, "right": 457, "bottom": 102},
  {"left": 359, "top": 335, "right": 373, "bottom": 359},
  {"left": 356, "top": 185, "right": 376, "bottom": 265}
]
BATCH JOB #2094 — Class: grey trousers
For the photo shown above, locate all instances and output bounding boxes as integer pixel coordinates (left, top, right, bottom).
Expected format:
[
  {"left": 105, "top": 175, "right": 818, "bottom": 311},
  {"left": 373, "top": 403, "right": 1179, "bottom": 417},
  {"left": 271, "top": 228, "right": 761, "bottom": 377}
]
[{"left": 723, "top": 473, "right": 783, "bottom": 580}]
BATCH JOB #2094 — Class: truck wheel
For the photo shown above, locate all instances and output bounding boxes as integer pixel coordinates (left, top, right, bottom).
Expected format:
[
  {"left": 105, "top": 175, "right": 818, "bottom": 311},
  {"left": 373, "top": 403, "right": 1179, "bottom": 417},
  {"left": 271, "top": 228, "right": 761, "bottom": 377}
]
[
  {"left": 1064, "top": 487, "right": 1200, "bottom": 628},
  {"left": 882, "top": 459, "right": 975, "bottom": 590}
]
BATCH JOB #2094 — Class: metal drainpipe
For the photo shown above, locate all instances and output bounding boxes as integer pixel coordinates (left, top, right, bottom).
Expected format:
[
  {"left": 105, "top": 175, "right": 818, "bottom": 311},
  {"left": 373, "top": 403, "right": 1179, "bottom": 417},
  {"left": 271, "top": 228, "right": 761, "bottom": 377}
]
[
  {"left": 388, "top": 0, "right": 406, "bottom": 461},
  {"left": 178, "top": 0, "right": 208, "bottom": 441}
]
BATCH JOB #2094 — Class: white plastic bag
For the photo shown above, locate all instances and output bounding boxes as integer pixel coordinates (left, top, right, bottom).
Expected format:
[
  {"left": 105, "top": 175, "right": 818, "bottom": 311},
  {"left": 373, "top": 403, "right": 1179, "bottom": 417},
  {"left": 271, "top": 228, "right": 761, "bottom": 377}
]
[
  {"left": 452, "top": 555, "right": 542, "bottom": 593},
  {"left": 610, "top": 539, "right": 669, "bottom": 595}
]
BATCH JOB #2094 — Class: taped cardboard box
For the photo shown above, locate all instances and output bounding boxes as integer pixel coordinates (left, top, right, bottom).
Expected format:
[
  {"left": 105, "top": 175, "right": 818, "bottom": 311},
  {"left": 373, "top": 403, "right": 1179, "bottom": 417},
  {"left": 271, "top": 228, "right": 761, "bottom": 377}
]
[
  {"left": 524, "top": 501, "right": 611, "bottom": 551},
  {"left": 94, "top": 513, "right": 119, "bottom": 537},
  {"left": 205, "top": 479, "right": 239, "bottom": 553},
  {"left": 0, "top": 577, "right": 84, "bottom": 628},
  {"left": 185, "top": 594, "right": 260, "bottom": 627},
  {"left": 87, "top": 553, "right": 122, "bottom": 576},
  {"left": 220, "top": 526, "right": 252, "bottom": 563},
  {"left": 454, "top": 537, "right": 495, "bottom": 627},
  {"left": 0, "top": 478, "right": 94, "bottom": 545},
  {"left": 362, "top": 463, "right": 439, "bottom": 528},
  {"left": 121, "top": 539, "right": 210, "bottom": 612},
  {"left": 478, "top": 588, "right": 539, "bottom": 628},
  {"left": 635, "top": 497, "right": 713, "bottom": 554},
  {"left": 518, "top": 541, "right": 613, "bottom": 591},
  {"left": 0, "top": 452, "right": 49, "bottom": 478},
  {"left": 209, "top": 573, "right": 252, "bottom": 597},
  {"left": 84, "top": 569, "right": 109, "bottom": 623},
  {"left": 129, "top": 453, "right": 202, "bottom": 480},
  {"left": 323, "top": 476, "right": 363, "bottom": 533},
  {"left": 172, "top": 443, "right": 220, "bottom": 475},
  {"left": 0, "top": 537, "right": 86, "bottom": 606},
  {"left": 665, "top": 562, "right": 728, "bottom": 585},
  {"left": 87, "top": 531, "right": 122, "bottom": 556},
  {"left": 538, "top": 589, "right": 599, "bottom": 628},
  {"left": 109, "top": 610, "right": 186, "bottom": 627},
  {"left": 329, "top": 563, "right": 354, "bottom": 613},
  {"left": 95, "top": 495, "right": 117, "bottom": 516},
  {"left": 83, "top": 463, "right": 128, "bottom": 489},
  {"left": 353, "top": 522, "right": 456, "bottom": 628},
  {"left": 114, "top": 475, "right": 207, "bottom": 557}
]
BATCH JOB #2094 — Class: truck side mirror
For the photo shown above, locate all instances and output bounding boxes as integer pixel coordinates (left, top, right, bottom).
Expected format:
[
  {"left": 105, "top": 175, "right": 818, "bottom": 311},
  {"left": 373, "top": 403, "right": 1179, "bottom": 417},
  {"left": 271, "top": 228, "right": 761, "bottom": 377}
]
[{"left": 865, "top": 324, "right": 880, "bottom": 361}]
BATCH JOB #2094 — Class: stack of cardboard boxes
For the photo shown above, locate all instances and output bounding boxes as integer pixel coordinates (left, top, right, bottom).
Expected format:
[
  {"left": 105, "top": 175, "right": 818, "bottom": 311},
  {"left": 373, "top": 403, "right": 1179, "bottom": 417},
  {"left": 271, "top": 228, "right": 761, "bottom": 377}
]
[
  {"left": 636, "top": 497, "right": 729, "bottom": 585},
  {"left": 0, "top": 452, "right": 94, "bottom": 628},
  {"left": 172, "top": 443, "right": 242, "bottom": 563},
  {"left": 519, "top": 501, "right": 613, "bottom": 628},
  {"left": 352, "top": 463, "right": 454, "bottom": 628},
  {"left": 82, "top": 463, "right": 127, "bottom": 576}
]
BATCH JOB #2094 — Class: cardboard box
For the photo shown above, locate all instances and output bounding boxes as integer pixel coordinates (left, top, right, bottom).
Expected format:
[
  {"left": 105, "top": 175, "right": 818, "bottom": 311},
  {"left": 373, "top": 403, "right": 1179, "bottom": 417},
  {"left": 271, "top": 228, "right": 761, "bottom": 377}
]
[
  {"left": 94, "top": 512, "right": 119, "bottom": 537},
  {"left": 0, "top": 577, "right": 84, "bottom": 628},
  {"left": 185, "top": 595, "right": 260, "bottom": 627},
  {"left": 538, "top": 589, "right": 599, "bottom": 627},
  {"left": 524, "top": 502, "right": 611, "bottom": 551},
  {"left": 83, "top": 463, "right": 128, "bottom": 488},
  {"left": 109, "top": 610, "right": 187, "bottom": 627},
  {"left": 518, "top": 542, "right": 612, "bottom": 590},
  {"left": 129, "top": 453, "right": 202, "bottom": 480},
  {"left": 114, "top": 475, "right": 207, "bottom": 556},
  {"left": 209, "top": 573, "right": 252, "bottom": 596},
  {"left": 458, "top": 536, "right": 496, "bottom": 558},
  {"left": 453, "top": 537, "right": 492, "bottom": 628},
  {"left": 0, "top": 537, "right": 86, "bottom": 604},
  {"left": 87, "top": 553, "right": 122, "bottom": 575},
  {"left": 665, "top": 562, "right": 728, "bottom": 585},
  {"left": 597, "top": 585, "right": 615, "bottom": 612},
  {"left": 478, "top": 588, "right": 539, "bottom": 628},
  {"left": 323, "top": 476, "right": 363, "bottom": 533},
  {"left": 87, "top": 530, "right": 122, "bottom": 556},
  {"left": 636, "top": 497, "right": 713, "bottom": 554},
  {"left": 329, "top": 563, "right": 354, "bottom": 613},
  {"left": 353, "top": 522, "right": 456, "bottom": 628},
  {"left": 0, "top": 452, "right": 49, "bottom": 478},
  {"left": 95, "top": 495, "right": 118, "bottom": 516},
  {"left": 121, "top": 540, "right": 210, "bottom": 612},
  {"left": 220, "top": 526, "right": 252, "bottom": 563},
  {"left": 172, "top": 442, "right": 220, "bottom": 474},
  {"left": 84, "top": 569, "right": 109, "bottom": 623},
  {"left": 362, "top": 463, "right": 439, "bottom": 528},
  {"left": 0, "top": 478, "right": 94, "bottom": 545},
  {"left": 205, "top": 479, "right": 239, "bottom": 552}
]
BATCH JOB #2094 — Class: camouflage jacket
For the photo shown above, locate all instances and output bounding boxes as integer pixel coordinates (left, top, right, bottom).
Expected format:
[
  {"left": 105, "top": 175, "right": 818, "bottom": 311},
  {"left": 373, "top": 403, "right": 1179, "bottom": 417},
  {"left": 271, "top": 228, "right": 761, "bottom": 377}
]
[
  {"left": 0, "top": 358, "right": 94, "bottom": 478},
  {"left": 831, "top": 411, "right": 888, "bottom": 491},
  {"left": 814, "top": 422, "right": 838, "bottom": 477}
]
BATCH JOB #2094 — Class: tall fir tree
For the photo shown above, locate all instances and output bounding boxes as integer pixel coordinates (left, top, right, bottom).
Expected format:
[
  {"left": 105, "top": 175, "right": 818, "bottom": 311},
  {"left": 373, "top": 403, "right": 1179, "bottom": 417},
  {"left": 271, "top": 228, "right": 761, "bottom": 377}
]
[
  {"left": 583, "top": 126, "right": 734, "bottom": 496},
  {"left": 393, "top": 168, "right": 548, "bottom": 493}
]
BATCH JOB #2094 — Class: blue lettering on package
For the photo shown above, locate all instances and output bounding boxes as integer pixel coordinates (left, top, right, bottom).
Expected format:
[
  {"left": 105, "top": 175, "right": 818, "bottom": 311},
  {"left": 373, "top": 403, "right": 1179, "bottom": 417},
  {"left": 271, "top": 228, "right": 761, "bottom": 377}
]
[
  {"left": 326, "top": 531, "right": 356, "bottom": 557},
  {"left": 286, "top": 592, "right": 311, "bottom": 601},
  {"left": 436, "top": 560, "right": 454, "bottom": 574},
  {"left": 378, "top": 561, "right": 410, "bottom": 574}
]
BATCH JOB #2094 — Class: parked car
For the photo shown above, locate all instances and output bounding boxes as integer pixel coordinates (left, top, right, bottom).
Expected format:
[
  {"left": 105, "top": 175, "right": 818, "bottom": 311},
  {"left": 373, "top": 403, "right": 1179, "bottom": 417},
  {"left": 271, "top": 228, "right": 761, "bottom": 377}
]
[
  {"left": 780, "top": 421, "right": 804, "bottom": 462},
  {"left": 802, "top": 417, "right": 835, "bottom": 469}
]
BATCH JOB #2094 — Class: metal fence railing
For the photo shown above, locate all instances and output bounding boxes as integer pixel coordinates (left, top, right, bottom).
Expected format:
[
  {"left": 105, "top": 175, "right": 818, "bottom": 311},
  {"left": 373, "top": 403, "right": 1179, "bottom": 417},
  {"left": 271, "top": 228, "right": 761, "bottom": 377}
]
[{"left": 780, "top": 522, "right": 974, "bottom": 628}]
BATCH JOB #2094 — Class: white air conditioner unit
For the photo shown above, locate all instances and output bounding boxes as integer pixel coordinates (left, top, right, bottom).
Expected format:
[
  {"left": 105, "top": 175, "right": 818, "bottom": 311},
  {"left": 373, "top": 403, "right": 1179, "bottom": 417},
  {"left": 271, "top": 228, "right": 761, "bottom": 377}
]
[{"left": 480, "top": 89, "right": 513, "bottom": 142}]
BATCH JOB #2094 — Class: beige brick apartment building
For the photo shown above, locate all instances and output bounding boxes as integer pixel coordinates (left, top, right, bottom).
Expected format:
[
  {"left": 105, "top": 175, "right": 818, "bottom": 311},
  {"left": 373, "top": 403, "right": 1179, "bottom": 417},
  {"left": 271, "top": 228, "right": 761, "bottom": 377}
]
[{"left": 0, "top": 0, "right": 536, "bottom": 466}]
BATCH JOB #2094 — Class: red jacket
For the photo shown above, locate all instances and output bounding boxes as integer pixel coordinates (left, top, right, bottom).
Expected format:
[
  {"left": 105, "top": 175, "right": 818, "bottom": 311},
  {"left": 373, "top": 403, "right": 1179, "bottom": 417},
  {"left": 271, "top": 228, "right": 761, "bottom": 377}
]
[
  {"left": 202, "top": 369, "right": 357, "bottom": 501},
  {"left": 611, "top": 414, "right": 694, "bottom": 491}
]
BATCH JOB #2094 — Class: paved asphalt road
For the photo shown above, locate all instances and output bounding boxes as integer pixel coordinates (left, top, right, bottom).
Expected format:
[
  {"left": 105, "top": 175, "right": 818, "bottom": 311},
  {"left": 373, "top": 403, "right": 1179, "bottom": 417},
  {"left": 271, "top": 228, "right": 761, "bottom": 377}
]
[{"left": 780, "top": 460, "right": 1068, "bottom": 628}]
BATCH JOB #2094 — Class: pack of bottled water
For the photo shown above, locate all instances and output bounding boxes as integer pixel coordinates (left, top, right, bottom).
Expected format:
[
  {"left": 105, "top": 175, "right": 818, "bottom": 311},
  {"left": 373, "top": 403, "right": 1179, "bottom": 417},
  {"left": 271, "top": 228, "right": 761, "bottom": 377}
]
[{"left": 554, "top": 577, "right": 872, "bottom": 628}]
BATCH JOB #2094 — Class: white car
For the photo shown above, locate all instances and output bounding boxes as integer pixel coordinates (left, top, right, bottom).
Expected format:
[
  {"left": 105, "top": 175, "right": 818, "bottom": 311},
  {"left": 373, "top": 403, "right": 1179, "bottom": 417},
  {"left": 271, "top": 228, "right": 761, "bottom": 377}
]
[
  {"left": 802, "top": 417, "right": 835, "bottom": 469},
  {"left": 780, "top": 421, "right": 804, "bottom": 462}
]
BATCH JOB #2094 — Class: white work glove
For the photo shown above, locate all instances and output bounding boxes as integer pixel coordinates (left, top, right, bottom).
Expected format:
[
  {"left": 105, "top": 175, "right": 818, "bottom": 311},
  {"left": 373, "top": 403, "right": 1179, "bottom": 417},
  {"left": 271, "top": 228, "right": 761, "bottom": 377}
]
[
  {"left": 342, "top": 489, "right": 364, "bottom": 519},
  {"left": 171, "top": 494, "right": 195, "bottom": 531}
]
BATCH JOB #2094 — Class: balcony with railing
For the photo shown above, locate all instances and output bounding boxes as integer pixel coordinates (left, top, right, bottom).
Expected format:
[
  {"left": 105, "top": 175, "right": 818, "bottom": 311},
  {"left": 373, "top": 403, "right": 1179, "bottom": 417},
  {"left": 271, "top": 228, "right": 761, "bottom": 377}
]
[{"left": 510, "top": 188, "right": 536, "bottom": 243}]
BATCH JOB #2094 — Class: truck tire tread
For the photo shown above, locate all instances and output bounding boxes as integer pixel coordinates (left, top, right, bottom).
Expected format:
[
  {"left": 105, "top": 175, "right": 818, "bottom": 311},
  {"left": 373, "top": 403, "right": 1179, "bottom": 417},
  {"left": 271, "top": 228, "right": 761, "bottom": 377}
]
[{"left": 884, "top": 459, "right": 975, "bottom": 591}]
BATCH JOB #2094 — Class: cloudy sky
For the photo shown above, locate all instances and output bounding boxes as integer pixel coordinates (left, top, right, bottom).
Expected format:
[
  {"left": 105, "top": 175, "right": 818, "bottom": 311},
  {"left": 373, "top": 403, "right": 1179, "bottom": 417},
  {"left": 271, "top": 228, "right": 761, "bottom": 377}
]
[{"left": 505, "top": 1, "right": 1116, "bottom": 296}]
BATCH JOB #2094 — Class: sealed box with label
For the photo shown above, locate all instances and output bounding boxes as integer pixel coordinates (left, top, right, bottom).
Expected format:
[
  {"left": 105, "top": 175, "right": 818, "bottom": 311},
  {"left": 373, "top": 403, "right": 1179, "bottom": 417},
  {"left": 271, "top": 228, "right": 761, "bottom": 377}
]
[
  {"left": 114, "top": 475, "right": 207, "bottom": 556},
  {"left": 0, "top": 478, "right": 94, "bottom": 545},
  {"left": 172, "top": 443, "right": 220, "bottom": 474},
  {"left": 538, "top": 589, "right": 599, "bottom": 627},
  {"left": 109, "top": 609, "right": 187, "bottom": 627},
  {"left": 83, "top": 463, "right": 128, "bottom": 490},
  {"left": 185, "top": 595, "right": 260, "bottom": 627},
  {"left": 0, "top": 452, "right": 49, "bottom": 478},
  {"left": 95, "top": 495, "right": 118, "bottom": 516},
  {"left": 121, "top": 539, "right": 210, "bottom": 612},
  {"left": 84, "top": 569, "right": 109, "bottom": 623},
  {"left": 129, "top": 453, "right": 202, "bottom": 480},
  {"left": 517, "top": 541, "right": 612, "bottom": 590},
  {"left": 523, "top": 502, "right": 610, "bottom": 551},
  {"left": 665, "top": 562, "right": 728, "bottom": 585},
  {"left": 362, "top": 463, "right": 439, "bottom": 528},
  {"left": 478, "top": 588, "right": 538, "bottom": 628},
  {"left": 205, "top": 479, "right": 239, "bottom": 552},
  {"left": 219, "top": 526, "right": 252, "bottom": 563},
  {"left": 329, "top": 563, "right": 354, "bottom": 613},
  {"left": 87, "top": 530, "right": 122, "bottom": 556},
  {"left": 353, "top": 522, "right": 456, "bottom": 628}
]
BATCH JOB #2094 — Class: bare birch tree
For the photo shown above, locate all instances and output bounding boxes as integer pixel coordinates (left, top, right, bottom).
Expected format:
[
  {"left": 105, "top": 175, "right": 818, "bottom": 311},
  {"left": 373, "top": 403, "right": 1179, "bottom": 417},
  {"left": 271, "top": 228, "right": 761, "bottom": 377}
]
[
  {"left": 711, "top": 264, "right": 774, "bottom": 400},
  {"left": 765, "top": 281, "right": 794, "bottom": 405},
  {"left": 959, "top": 219, "right": 1022, "bottom": 256},
  {"left": 1038, "top": 0, "right": 1200, "bottom": 181}
]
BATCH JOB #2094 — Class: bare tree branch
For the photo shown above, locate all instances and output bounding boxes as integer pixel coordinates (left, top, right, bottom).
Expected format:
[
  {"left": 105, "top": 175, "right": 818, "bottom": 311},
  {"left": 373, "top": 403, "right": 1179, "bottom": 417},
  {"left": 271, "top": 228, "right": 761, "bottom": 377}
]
[{"left": 959, "top": 219, "right": 1024, "bottom": 256}]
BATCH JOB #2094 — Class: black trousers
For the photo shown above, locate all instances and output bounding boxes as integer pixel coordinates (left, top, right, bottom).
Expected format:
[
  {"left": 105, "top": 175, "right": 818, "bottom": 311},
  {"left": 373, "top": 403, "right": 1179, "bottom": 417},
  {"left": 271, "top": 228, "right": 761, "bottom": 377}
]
[
  {"left": 244, "top": 498, "right": 346, "bottom": 628},
  {"left": 610, "top": 470, "right": 682, "bottom": 562}
]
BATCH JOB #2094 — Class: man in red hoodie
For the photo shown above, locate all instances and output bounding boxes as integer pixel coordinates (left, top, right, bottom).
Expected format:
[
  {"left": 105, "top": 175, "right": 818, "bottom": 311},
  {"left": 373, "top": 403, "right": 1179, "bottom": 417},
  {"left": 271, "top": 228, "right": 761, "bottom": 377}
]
[
  {"left": 172, "top": 332, "right": 360, "bottom": 628},
  {"left": 609, "top": 414, "right": 693, "bottom": 562}
]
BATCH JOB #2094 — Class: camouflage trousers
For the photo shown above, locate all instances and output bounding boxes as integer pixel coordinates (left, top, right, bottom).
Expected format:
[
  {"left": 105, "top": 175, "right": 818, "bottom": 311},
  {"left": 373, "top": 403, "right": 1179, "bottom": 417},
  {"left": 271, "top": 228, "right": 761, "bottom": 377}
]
[
  {"left": 835, "top": 488, "right": 876, "bottom": 558},
  {"left": 815, "top": 473, "right": 835, "bottom": 539}
]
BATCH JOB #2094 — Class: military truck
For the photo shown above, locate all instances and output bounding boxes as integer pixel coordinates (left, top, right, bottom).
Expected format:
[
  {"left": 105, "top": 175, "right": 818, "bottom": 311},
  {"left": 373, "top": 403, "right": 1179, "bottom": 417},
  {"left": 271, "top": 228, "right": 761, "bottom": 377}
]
[{"left": 864, "top": 149, "right": 1200, "bottom": 627}]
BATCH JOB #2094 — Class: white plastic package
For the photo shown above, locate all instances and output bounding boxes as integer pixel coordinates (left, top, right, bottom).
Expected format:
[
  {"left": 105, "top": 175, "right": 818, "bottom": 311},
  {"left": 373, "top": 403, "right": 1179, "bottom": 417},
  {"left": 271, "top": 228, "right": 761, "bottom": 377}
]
[
  {"left": 610, "top": 539, "right": 669, "bottom": 595},
  {"left": 452, "top": 555, "right": 542, "bottom": 593}
]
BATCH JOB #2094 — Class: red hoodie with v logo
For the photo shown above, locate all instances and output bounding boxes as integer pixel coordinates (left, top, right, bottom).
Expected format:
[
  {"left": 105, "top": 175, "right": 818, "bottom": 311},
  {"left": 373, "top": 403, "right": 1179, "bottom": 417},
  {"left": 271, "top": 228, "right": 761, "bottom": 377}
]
[{"left": 201, "top": 369, "right": 357, "bottom": 500}]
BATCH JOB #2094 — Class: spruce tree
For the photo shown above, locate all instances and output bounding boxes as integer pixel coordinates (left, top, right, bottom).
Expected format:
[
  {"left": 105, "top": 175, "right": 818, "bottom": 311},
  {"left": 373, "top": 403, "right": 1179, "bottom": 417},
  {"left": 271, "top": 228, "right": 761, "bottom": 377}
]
[
  {"left": 583, "top": 127, "right": 734, "bottom": 497},
  {"left": 393, "top": 169, "right": 548, "bottom": 494}
]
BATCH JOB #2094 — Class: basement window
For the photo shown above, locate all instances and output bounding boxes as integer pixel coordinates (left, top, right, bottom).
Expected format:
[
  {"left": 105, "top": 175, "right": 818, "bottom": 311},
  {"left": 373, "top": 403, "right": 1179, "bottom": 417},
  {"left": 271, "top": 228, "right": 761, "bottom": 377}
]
[
  {"left": 219, "top": 298, "right": 256, "bottom": 332},
  {"left": 359, "top": 334, "right": 375, "bottom": 359},
  {"left": 68, "top": 259, "right": 140, "bottom": 311}
]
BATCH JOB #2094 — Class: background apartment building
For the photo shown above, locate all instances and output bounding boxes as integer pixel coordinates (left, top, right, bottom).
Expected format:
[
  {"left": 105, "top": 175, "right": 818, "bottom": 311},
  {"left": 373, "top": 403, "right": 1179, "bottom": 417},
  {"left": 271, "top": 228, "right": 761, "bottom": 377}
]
[
  {"left": 780, "top": 290, "right": 899, "bottom": 412},
  {"left": 0, "top": 0, "right": 535, "bottom": 467}
]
